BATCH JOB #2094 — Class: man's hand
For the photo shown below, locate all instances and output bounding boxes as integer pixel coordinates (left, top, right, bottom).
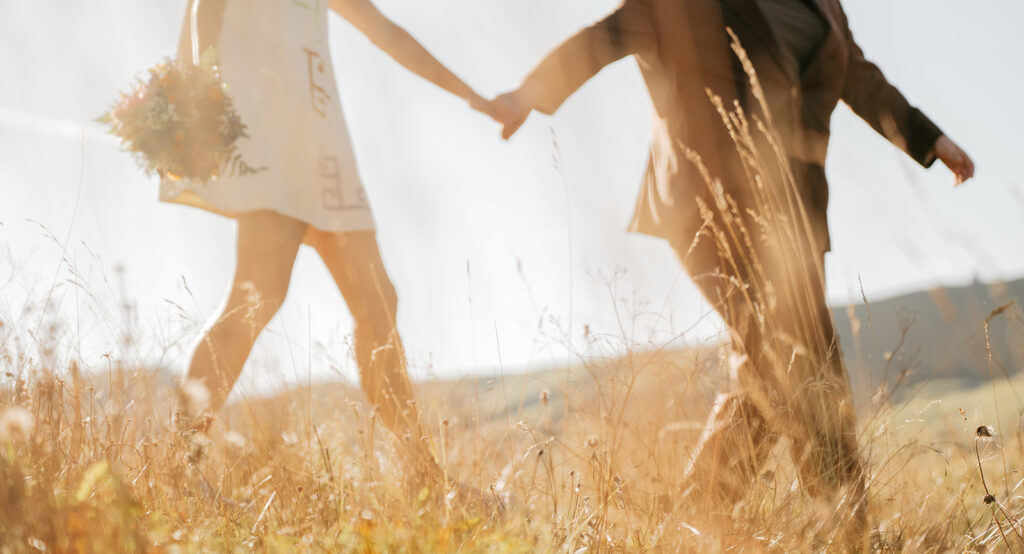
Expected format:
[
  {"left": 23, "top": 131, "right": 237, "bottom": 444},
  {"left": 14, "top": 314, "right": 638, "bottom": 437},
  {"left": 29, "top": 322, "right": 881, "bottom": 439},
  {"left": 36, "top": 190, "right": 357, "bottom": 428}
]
[
  {"left": 934, "top": 135, "right": 975, "bottom": 185},
  {"left": 491, "top": 90, "right": 533, "bottom": 140}
]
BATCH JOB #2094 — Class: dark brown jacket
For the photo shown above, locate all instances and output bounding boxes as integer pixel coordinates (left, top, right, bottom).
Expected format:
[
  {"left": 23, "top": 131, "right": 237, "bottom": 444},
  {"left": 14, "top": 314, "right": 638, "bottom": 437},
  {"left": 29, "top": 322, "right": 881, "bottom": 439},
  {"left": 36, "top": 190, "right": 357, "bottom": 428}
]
[{"left": 520, "top": 0, "right": 942, "bottom": 252}]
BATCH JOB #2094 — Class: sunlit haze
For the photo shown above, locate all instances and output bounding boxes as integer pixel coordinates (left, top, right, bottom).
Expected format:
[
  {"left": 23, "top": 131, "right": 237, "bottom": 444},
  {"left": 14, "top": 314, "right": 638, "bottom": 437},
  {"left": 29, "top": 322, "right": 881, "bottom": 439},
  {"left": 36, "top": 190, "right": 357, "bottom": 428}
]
[{"left": 2, "top": 0, "right": 1021, "bottom": 395}]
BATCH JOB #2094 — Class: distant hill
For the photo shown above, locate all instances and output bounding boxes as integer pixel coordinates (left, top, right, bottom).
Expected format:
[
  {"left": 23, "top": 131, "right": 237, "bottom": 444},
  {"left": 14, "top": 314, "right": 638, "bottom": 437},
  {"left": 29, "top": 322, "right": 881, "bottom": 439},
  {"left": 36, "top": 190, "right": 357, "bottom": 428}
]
[
  {"left": 218, "top": 278, "right": 1024, "bottom": 431},
  {"left": 834, "top": 277, "right": 1024, "bottom": 401},
  {"left": 106, "top": 278, "right": 1022, "bottom": 430}
]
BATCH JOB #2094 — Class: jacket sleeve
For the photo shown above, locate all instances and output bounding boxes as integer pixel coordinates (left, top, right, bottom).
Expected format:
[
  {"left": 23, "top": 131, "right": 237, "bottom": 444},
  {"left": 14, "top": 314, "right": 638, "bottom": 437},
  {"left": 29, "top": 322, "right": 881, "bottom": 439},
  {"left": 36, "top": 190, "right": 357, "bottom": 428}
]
[
  {"left": 519, "top": 0, "right": 655, "bottom": 115},
  {"left": 839, "top": 8, "right": 943, "bottom": 167}
]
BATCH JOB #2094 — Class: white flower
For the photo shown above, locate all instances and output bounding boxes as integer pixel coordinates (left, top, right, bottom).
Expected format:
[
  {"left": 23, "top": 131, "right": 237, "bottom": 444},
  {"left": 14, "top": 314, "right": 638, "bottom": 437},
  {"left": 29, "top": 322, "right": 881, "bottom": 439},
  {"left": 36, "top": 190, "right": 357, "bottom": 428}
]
[
  {"left": 0, "top": 407, "right": 34, "bottom": 439},
  {"left": 181, "top": 379, "right": 210, "bottom": 413},
  {"left": 224, "top": 431, "right": 246, "bottom": 450}
]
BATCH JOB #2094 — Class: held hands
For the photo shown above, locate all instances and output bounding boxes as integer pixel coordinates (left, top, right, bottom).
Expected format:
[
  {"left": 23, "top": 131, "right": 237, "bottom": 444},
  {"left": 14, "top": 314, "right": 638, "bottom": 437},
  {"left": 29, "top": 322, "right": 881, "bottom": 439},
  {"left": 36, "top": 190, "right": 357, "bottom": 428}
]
[
  {"left": 491, "top": 89, "right": 533, "bottom": 140},
  {"left": 466, "top": 89, "right": 534, "bottom": 140},
  {"left": 934, "top": 134, "right": 975, "bottom": 185},
  {"left": 467, "top": 93, "right": 500, "bottom": 122}
]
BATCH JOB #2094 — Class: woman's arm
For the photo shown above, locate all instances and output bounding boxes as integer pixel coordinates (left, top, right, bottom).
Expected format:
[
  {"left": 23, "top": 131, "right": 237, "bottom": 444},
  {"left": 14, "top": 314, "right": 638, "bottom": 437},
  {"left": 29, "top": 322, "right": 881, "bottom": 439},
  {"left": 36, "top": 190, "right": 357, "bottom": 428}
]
[
  {"left": 491, "top": 0, "right": 655, "bottom": 139},
  {"left": 330, "top": 0, "right": 492, "bottom": 117},
  {"left": 176, "top": 0, "right": 228, "bottom": 62}
]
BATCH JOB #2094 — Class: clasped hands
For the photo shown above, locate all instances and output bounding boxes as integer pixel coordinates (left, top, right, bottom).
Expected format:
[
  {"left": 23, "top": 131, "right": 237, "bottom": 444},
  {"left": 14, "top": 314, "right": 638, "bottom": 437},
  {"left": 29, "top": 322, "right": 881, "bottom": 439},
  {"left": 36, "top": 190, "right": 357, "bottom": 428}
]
[
  {"left": 469, "top": 89, "right": 975, "bottom": 186},
  {"left": 467, "top": 88, "right": 532, "bottom": 141}
]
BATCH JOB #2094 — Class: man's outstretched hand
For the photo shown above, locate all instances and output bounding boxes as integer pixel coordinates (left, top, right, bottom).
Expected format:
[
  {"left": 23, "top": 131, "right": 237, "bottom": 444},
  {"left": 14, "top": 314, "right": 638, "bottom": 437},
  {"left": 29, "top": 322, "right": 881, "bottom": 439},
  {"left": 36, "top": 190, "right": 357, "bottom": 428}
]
[
  {"left": 491, "top": 90, "right": 533, "bottom": 140},
  {"left": 934, "top": 135, "right": 975, "bottom": 185}
]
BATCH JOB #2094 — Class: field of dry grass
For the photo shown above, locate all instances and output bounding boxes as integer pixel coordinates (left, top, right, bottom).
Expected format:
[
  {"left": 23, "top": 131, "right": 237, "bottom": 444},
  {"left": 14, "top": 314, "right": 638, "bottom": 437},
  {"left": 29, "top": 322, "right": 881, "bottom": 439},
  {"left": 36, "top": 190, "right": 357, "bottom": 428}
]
[
  {"left": 2, "top": 296, "right": 1024, "bottom": 553},
  {"left": 1, "top": 34, "right": 1013, "bottom": 552}
]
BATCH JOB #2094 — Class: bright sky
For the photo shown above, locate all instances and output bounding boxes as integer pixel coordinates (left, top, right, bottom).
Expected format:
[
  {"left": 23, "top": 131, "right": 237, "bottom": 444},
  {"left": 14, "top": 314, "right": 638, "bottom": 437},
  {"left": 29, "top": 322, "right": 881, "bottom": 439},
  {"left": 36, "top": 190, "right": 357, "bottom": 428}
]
[{"left": 1, "top": 1, "right": 1022, "bottom": 395}]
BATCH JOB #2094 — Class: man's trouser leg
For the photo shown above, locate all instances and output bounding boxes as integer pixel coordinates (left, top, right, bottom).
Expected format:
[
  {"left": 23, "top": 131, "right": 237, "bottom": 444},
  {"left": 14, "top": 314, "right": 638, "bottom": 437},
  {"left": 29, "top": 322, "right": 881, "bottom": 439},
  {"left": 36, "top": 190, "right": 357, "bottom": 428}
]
[{"left": 671, "top": 230, "right": 865, "bottom": 522}]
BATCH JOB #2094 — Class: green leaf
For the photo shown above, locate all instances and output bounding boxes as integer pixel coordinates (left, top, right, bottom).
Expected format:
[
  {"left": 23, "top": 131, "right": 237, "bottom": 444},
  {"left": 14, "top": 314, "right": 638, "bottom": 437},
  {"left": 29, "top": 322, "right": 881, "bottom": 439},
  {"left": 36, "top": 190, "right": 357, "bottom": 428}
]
[
  {"left": 199, "top": 46, "right": 219, "bottom": 71},
  {"left": 75, "top": 460, "right": 112, "bottom": 503}
]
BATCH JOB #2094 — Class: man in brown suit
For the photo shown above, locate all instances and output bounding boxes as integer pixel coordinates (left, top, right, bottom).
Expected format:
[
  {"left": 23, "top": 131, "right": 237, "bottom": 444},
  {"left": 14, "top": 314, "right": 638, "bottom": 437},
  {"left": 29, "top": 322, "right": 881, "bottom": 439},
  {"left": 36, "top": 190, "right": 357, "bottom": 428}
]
[{"left": 493, "top": 0, "right": 974, "bottom": 527}]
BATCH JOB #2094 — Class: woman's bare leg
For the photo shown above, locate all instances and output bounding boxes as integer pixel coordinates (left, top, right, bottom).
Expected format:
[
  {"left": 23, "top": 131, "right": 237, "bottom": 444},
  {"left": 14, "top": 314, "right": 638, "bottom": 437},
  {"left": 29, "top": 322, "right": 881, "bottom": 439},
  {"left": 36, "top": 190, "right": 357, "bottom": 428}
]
[
  {"left": 177, "top": 210, "right": 306, "bottom": 425},
  {"left": 306, "top": 229, "right": 436, "bottom": 472}
]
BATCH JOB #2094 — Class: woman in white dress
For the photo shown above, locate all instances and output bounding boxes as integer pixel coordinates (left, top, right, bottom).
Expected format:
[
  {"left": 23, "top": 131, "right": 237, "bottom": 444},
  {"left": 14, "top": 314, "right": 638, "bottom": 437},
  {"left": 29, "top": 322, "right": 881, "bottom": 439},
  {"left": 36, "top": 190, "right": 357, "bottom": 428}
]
[{"left": 169, "top": 0, "right": 494, "bottom": 473}]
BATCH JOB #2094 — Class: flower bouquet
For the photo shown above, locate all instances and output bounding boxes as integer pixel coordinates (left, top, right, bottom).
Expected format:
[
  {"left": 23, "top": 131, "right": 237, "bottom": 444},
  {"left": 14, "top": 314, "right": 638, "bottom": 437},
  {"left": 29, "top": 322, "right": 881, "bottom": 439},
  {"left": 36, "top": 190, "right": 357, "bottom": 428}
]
[{"left": 100, "top": 48, "right": 252, "bottom": 182}]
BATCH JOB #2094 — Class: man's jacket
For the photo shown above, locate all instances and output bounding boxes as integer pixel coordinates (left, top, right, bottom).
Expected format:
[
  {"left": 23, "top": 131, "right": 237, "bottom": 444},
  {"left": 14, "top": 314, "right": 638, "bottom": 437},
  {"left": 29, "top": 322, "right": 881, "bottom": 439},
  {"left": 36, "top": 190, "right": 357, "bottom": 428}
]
[{"left": 520, "top": 0, "right": 942, "bottom": 253}]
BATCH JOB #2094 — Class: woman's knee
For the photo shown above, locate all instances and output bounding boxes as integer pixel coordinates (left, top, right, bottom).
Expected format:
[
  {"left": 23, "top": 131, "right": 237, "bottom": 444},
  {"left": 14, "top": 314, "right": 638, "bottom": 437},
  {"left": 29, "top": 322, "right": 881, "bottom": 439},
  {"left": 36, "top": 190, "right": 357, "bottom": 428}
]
[
  {"left": 220, "top": 277, "right": 289, "bottom": 331},
  {"left": 350, "top": 269, "right": 399, "bottom": 332},
  {"left": 375, "top": 274, "right": 399, "bottom": 319},
  {"left": 356, "top": 308, "right": 398, "bottom": 349}
]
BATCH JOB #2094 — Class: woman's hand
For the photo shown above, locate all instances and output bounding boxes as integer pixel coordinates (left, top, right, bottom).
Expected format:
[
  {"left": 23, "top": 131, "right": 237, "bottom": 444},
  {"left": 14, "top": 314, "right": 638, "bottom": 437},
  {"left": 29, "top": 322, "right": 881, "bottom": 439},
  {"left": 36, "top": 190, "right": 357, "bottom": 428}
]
[
  {"left": 466, "top": 93, "right": 501, "bottom": 122},
  {"left": 934, "top": 135, "right": 975, "bottom": 185},
  {"left": 491, "top": 90, "right": 533, "bottom": 140}
]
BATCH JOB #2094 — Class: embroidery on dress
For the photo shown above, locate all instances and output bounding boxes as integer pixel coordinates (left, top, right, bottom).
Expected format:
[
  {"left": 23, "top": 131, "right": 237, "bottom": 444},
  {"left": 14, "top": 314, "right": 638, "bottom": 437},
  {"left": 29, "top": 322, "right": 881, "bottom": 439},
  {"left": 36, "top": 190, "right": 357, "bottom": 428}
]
[
  {"left": 302, "top": 48, "right": 331, "bottom": 118},
  {"left": 222, "top": 151, "right": 268, "bottom": 178},
  {"left": 291, "top": 0, "right": 323, "bottom": 26},
  {"left": 320, "top": 144, "right": 368, "bottom": 210}
]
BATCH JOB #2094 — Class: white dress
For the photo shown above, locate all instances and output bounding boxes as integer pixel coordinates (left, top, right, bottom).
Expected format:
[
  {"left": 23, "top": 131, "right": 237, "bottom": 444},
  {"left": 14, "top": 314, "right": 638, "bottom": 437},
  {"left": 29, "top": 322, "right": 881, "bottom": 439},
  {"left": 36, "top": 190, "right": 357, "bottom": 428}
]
[{"left": 160, "top": 0, "right": 376, "bottom": 233}]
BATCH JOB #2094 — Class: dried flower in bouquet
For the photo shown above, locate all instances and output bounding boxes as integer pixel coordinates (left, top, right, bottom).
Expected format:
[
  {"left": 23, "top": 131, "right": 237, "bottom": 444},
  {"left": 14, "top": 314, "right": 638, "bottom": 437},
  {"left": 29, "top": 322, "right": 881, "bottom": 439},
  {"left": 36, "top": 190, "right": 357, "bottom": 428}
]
[{"left": 100, "top": 48, "right": 261, "bottom": 183}]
